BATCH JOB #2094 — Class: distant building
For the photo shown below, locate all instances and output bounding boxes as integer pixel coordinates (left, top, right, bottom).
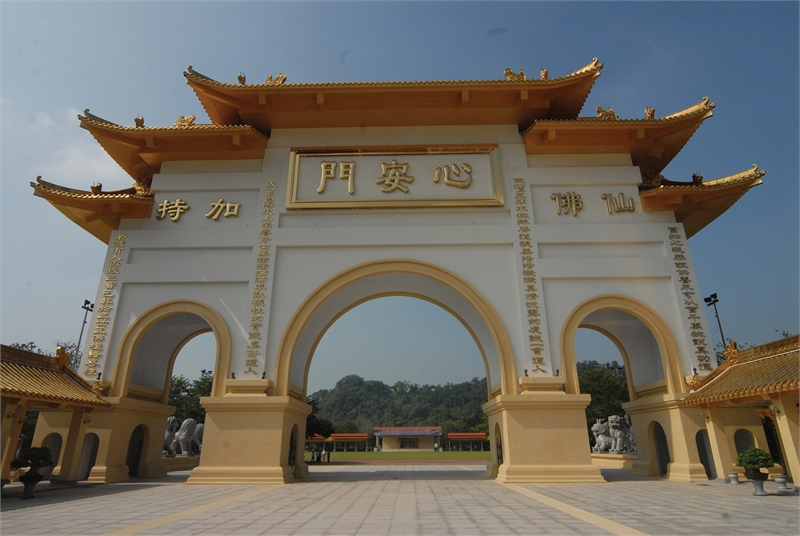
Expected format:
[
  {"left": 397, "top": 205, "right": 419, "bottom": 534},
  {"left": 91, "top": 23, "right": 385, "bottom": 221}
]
[{"left": 375, "top": 427, "right": 442, "bottom": 451}]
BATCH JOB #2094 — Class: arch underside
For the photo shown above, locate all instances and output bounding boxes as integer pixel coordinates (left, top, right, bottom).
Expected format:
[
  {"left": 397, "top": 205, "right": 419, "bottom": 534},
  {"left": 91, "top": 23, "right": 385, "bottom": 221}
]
[
  {"left": 562, "top": 295, "right": 685, "bottom": 396},
  {"left": 112, "top": 300, "right": 232, "bottom": 399},
  {"left": 129, "top": 313, "right": 212, "bottom": 393},
  {"left": 277, "top": 260, "right": 516, "bottom": 399}
]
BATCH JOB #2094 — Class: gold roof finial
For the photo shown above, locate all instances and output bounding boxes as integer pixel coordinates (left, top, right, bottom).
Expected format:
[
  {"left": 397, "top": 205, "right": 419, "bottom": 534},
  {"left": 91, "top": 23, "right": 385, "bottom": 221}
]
[
  {"left": 724, "top": 340, "right": 739, "bottom": 364},
  {"left": 92, "top": 373, "right": 104, "bottom": 396},
  {"left": 596, "top": 107, "right": 618, "bottom": 121},
  {"left": 54, "top": 346, "right": 70, "bottom": 367},
  {"left": 645, "top": 107, "right": 655, "bottom": 120},
  {"left": 174, "top": 114, "right": 196, "bottom": 128},
  {"left": 265, "top": 73, "right": 287, "bottom": 85},
  {"left": 503, "top": 68, "right": 526, "bottom": 81},
  {"left": 540, "top": 68, "right": 548, "bottom": 80},
  {"left": 134, "top": 116, "right": 145, "bottom": 128},
  {"left": 237, "top": 72, "right": 246, "bottom": 85}
]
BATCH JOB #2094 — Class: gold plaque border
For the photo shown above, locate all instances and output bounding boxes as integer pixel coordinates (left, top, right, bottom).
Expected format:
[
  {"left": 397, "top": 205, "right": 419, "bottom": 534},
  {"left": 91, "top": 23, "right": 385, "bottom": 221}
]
[{"left": 286, "top": 145, "right": 504, "bottom": 210}]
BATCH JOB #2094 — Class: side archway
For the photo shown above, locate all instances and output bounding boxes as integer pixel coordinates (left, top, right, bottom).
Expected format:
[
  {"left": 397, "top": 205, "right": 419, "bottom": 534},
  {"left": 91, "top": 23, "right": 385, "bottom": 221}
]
[
  {"left": 560, "top": 295, "right": 685, "bottom": 396},
  {"left": 109, "top": 300, "right": 232, "bottom": 399},
  {"left": 274, "top": 259, "right": 517, "bottom": 398}
]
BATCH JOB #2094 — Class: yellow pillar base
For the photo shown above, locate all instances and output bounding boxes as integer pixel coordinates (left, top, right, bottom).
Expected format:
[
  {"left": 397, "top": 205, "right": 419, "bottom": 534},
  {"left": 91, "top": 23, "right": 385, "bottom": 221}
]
[
  {"left": 484, "top": 392, "right": 605, "bottom": 484},
  {"left": 74, "top": 397, "right": 176, "bottom": 483},
  {"left": 625, "top": 394, "right": 709, "bottom": 482},
  {"left": 187, "top": 395, "right": 311, "bottom": 485}
]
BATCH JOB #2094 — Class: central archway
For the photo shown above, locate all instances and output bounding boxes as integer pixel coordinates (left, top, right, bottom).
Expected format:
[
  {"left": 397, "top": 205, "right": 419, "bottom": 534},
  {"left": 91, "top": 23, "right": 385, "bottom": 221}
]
[{"left": 275, "top": 259, "right": 518, "bottom": 400}]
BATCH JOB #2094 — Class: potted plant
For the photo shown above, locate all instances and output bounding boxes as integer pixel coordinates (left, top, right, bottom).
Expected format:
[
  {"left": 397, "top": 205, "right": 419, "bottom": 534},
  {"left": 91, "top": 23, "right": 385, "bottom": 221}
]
[
  {"left": 10, "top": 446, "right": 53, "bottom": 499},
  {"left": 736, "top": 447, "right": 774, "bottom": 496}
]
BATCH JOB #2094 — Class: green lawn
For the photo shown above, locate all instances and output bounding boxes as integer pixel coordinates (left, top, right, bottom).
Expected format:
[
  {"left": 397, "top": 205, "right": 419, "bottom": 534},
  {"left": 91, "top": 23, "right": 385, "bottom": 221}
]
[{"left": 304, "top": 450, "right": 491, "bottom": 461}]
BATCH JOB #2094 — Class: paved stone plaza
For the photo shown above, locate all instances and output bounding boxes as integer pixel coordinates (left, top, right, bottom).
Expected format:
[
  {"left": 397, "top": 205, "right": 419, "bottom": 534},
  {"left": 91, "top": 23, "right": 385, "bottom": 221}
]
[{"left": 1, "top": 464, "right": 798, "bottom": 535}]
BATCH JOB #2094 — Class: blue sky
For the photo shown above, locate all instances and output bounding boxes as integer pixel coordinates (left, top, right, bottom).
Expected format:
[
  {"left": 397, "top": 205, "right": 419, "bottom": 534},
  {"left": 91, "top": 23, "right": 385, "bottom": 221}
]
[{"left": 2, "top": 2, "right": 797, "bottom": 393}]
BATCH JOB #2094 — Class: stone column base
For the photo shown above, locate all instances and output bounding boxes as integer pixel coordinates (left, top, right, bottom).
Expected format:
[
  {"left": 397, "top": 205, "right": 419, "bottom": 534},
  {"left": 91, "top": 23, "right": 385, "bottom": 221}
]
[
  {"left": 187, "top": 395, "right": 311, "bottom": 485},
  {"left": 484, "top": 391, "right": 605, "bottom": 484},
  {"left": 187, "top": 465, "right": 293, "bottom": 485}
]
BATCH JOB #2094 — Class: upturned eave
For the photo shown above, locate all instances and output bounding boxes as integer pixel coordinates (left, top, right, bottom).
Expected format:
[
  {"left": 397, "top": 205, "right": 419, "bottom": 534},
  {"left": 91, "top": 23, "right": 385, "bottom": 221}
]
[
  {"left": 184, "top": 59, "right": 603, "bottom": 132},
  {"left": 639, "top": 164, "right": 764, "bottom": 238},
  {"left": 31, "top": 176, "right": 154, "bottom": 243},
  {"left": 78, "top": 111, "right": 270, "bottom": 184},
  {"left": 521, "top": 97, "right": 715, "bottom": 176}
]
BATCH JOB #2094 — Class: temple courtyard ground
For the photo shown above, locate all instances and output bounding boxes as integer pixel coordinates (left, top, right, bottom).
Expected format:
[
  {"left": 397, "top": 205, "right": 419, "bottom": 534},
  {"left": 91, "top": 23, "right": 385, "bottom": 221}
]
[{"left": 1, "top": 463, "right": 798, "bottom": 535}]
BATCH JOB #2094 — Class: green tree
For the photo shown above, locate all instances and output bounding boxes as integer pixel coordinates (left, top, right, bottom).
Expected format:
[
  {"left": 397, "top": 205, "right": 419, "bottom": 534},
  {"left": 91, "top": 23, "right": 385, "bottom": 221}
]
[
  {"left": 168, "top": 370, "right": 212, "bottom": 423},
  {"left": 579, "top": 366, "right": 630, "bottom": 441},
  {"left": 306, "top": 396, "right": 335, "bottom": 437},
  {"left": 336, "top": 420, "right": 359, "bottom": 433}
]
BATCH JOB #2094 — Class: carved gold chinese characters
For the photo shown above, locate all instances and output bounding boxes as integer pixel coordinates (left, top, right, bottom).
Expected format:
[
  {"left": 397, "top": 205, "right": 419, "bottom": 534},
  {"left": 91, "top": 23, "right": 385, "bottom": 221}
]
[
  {"left": 156, "top": 199, "right": 190, "bottom": 221},
  {"left": 377, "top": 159, "right": 415, "bottom": 193},
  {"left": 205, "top": 199, "right": 241, "bottom": 220},
  {"left": 85, "top": 233, "right": 127, "bottom": 376},
  {"left": 318, "top": 161, "right": 355, "bottom": 194},
  {"left": 669, "top": 226, "right": 711, "bottom": 370},
  {"left": 433, "top": 164, "right": 472, "bottom": 189},
  {"left": 550, "top": 192, "right": 584, "bottom": 217},
  {"left": 514, "top": 179, "right": 546, "bottom": 371},
  {"left": 601, "top": 193, "right": 635, "bottom": 215},
  {"left": 246, "top": 182, "right": 276, "bottom": 376},
  {"left": 312, "top": 157, "right": 478, "bottom": 196}
]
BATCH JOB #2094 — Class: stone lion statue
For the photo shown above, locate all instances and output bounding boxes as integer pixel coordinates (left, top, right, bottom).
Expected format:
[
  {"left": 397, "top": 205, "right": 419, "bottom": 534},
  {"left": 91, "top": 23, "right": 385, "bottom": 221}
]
[
  {"left": 173, "top": 418, "right": 197, "bottom": 456},
  {"left": 163, "top": 416, "right": 179, "bottom": 457},
  {"left": 591, "top": 420, "right": 613, "bottom": 453},
  {"left": 607, "top": 414, "right": 632, "bottom": 454},
  {"left": 192, "top": 423, "right": 204, "bottom": 453}
]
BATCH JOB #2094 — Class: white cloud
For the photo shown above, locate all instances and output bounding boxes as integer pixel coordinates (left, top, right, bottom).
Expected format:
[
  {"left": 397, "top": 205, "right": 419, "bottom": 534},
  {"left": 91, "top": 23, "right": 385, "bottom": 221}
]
[{"left": 11, "top": 104, "right": 131, "bottom": 191}]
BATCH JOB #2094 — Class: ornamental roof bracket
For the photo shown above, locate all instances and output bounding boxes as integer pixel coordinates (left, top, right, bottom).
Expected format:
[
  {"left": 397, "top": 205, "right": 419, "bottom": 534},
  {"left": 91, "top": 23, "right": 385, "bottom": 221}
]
[
  {"left": 79, "top": 109, "right": 118, "bottom": 126},
  {"left": 661, "top": 96, "right": 715, "bottom": 120}
]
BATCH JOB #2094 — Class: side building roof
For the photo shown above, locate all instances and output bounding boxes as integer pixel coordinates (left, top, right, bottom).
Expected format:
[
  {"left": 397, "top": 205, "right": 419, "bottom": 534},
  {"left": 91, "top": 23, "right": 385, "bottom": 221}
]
[
  {"left": 682, "top": 336, "right": 799, "bottom": 406},
  {"left": 1, "top": 345, "right": 111, "bottom": 410}
]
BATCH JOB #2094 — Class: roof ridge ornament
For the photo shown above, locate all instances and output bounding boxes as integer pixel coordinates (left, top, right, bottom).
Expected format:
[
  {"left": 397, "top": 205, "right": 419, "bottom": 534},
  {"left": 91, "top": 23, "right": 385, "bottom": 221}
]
[
  {"left": 238, "top": 72, "right": 246, "bottom": 85},
  {"left": 134, "top": 116, "right": 144, "bottom": 128},
  {"left": 174, "top": 114, "right": 196, "bottom": 128},
  {"left": 645, "top": 107, "right": 655, "bottom": 120},
  {"left": 264, "top": 72, "right": 287, "bottom": 85},
  {"left": 596, "top": 106, "right": 618, "bottom": 120},
  {"left": 79, "top": 109, "right": 117, "bottom": 126},
  {"left": 503, "top": 68, "right": 526, "bottom": 81}
]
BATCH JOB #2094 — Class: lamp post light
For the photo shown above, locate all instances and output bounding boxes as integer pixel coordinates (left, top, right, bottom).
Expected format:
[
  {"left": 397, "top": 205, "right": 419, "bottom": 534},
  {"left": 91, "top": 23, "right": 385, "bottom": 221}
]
[
  {"left": 704, "top": 293, "right": 726, "bottom": 348},
  {"left": 75, "top": 299, "right": 94, "bottom": 368}
]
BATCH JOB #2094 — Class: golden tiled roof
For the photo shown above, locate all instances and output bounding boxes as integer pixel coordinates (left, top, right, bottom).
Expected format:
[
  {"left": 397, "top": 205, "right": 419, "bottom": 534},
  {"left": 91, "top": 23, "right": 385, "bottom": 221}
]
[
  {"left": 0, "top": 345, "right": 110, "bottom": 408},
  {"left": 638, "top": 165, "right": 764, "bottom": 238},
  {"left": 683, "top": 336, "right": 799, "bottom": 406},
  {"left": 184, "top": 59, "right": 603, "bottom": 89},
  {"left": 32, "top": 177, "right": 154, "bottom": 201},
  {"left": 639, "top": 164, "right": 765, "bottom": 196}
]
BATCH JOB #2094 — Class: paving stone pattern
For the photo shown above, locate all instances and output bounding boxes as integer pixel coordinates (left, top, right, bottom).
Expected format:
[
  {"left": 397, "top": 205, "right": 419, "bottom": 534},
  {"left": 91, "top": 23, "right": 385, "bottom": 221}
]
[{"left": 1, "top": 465, "right": 798, "bottom": 535}]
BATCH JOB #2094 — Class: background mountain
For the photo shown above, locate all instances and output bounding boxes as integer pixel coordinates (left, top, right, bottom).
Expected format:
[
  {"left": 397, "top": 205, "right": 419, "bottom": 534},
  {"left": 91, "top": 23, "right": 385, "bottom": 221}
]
[{"left": 310, "top": 375, "right": 489, "bottom": 434}]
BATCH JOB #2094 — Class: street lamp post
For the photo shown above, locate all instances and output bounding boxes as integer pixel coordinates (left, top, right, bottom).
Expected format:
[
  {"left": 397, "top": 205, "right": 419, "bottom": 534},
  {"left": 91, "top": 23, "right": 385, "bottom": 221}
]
[
  {"left": 75, "top": 299, "right": 94, "bottom": 368},
  {"left": 704, "top": 293, "right": 726, "bottom": 348}
]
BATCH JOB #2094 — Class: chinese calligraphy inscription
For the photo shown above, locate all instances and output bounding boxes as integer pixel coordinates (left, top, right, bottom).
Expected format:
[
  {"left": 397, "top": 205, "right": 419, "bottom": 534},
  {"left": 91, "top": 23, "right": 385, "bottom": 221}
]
[
  {"left": 601, "top": 193, "right": 635, "bottom": 215},
  {"left": 669, "top": 226, "right": 711, "bottom": 370},
  {"left": 550, "top": 192, "right": 583, "bottom": 217},
  {"left": 85, "top": 233, "right": 127, "bottom": 377},
  {"left": 205, "top": 198, "right": 241, "bottom": 220},
  {"left": 515, "top": 179, "right": 547, "bottom": 372},
  {"left": 156, "top": 199, "right": 190, "bottom": 221},
  {"left": 246, "top": 182, "right": 277, "bottom": 376},
  {"left": 433, "top": 164, "right": 472, "bottom": 189},
  {"left": 376, "top": 159, "right": 414, "bottom": 193}
]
